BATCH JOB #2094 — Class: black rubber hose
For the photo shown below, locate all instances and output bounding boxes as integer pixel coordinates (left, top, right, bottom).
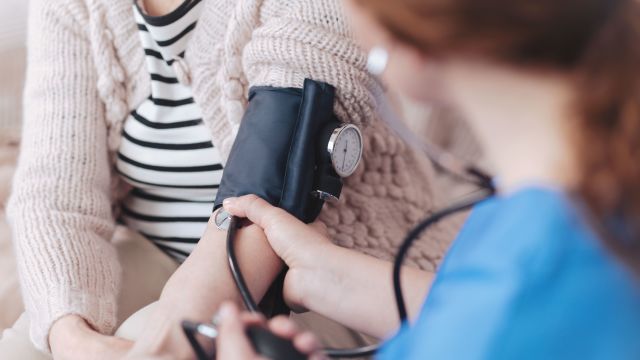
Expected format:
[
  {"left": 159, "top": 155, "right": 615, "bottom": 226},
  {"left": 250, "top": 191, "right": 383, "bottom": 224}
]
[
  {"left": 227, "top": 216, "right": 260, "bottom": 313},
  {"left": 393, "top": 167, "right": 494, "bottom": 323},
  {"left": 392, "top": 193, "right": 491, "bottom": 323}
]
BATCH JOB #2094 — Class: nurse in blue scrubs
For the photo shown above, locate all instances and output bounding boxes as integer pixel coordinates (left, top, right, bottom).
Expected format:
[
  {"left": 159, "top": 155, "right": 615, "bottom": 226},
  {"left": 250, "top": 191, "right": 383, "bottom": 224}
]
[{"left": 217, "top": 0, "right": 640, "bottom": 358}]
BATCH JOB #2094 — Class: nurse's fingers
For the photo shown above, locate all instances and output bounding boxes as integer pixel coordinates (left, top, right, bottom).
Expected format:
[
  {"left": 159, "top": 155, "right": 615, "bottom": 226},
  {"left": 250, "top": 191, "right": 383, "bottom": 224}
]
[
  {"left": 223, "top": 195, "right": 332, "bottom": 266},
  {"left": 238, "top": 311, "right": 267, "bottom": 327},
  {"left": 267, "top": 316, "right": 324, "bottom": 358},
  {"left": 267, "top": 315, "right": 299, "bottom": 338},
  {"left": 215, "top": 303, "right": 257, "bottom": 360},
  {"left": 294, "top": 331, "right": 325, "bottom": 358},
  {"left": 223, "top": 195, "right": 309, "bottom": 236},
  {"left": 309, "top": 221, "right": 329, "bottom": 237}
]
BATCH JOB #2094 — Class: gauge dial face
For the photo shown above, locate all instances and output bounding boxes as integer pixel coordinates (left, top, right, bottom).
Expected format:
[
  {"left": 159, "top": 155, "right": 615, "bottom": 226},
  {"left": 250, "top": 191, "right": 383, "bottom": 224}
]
[{"left": 329, "top": 125, "right": 363, "bottom": 178}]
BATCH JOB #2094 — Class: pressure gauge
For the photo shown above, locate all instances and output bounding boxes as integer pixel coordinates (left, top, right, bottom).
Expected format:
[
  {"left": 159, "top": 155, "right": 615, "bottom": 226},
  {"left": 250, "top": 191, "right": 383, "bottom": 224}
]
[{"left": 327, "top": 124, "right": 363, "bottom": 178}]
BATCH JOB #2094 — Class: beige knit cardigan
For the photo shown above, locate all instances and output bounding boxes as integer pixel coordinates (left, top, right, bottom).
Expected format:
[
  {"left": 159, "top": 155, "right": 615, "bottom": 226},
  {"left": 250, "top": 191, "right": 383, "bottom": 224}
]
[{"left": 7, "top": 0, "right": 464, "bottom": 351}]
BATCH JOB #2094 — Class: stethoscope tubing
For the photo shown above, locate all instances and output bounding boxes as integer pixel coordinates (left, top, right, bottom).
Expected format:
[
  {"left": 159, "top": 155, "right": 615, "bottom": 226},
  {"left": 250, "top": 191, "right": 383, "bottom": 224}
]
[{"left": 393, "top": 190, "right": 494, "bottom": 324}]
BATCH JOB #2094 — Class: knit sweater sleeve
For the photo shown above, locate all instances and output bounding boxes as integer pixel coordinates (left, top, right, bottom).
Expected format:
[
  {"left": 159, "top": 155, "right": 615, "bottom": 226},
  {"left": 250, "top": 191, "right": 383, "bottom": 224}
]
[{"left": 6, "top": 0, "right": 120, "bottom": 352}]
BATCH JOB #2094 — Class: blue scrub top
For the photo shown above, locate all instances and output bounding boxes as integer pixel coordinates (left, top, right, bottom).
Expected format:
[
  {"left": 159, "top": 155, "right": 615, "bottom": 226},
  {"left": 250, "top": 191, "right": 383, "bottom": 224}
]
[{"left": 379, "top": 187, "right": 640, "bottom": 359}]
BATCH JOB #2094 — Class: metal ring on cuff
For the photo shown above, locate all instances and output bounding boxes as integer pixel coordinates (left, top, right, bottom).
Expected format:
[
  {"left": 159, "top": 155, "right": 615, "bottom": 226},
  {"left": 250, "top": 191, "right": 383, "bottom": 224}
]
[{"left": 214, "top": 208, "right": 232, "bottom": 231}]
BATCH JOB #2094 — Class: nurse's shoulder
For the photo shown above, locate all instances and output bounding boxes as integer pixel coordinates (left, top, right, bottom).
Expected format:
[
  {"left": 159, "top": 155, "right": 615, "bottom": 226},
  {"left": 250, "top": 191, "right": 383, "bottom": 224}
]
[{"left": 492, "top": 187, "right": 640, "bottom": 359}]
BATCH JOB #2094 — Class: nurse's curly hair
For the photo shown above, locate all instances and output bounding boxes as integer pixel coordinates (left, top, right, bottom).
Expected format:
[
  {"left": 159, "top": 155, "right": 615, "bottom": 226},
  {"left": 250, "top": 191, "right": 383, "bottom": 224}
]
[{"left": 354, "top": 0, "right": 640, "bottom": 273}]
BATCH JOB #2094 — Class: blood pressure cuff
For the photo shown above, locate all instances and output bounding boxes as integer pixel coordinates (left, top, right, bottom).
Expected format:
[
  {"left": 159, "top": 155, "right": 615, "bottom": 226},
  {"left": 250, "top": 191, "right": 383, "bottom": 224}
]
[{"left": 213, "top": 78, "right": 340, "bottom": 224}]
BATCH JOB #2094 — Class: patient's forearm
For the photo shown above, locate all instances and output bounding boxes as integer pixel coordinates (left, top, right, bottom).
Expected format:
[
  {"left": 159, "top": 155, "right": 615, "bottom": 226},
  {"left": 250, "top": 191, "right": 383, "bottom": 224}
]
[
  {"left": 161, "top": 223, "right": 282, "bottom": 318},
  {"left": 130, "top": 222, "right": 283, "bottom": 357},
  {"left": 294, "top": 243, "right": 432, "bottom": 339}
]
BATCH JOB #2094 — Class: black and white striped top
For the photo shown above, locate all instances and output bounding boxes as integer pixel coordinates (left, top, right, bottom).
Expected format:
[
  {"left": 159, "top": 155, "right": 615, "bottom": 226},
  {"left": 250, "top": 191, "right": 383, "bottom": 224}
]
[{"left": 117, "top": 0, "right": 221, "bottom": 262}]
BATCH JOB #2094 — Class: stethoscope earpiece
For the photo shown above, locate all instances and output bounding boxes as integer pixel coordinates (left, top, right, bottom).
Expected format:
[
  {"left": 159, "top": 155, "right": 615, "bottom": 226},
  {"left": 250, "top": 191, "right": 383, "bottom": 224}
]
[{"left": 367, "top": 46, "right": 389, "bottom": 76}]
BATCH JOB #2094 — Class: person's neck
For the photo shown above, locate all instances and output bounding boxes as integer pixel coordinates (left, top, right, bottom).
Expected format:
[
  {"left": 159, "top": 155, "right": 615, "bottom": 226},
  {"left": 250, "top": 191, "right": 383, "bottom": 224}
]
[
  {"left": 141, "top": 0, "right": 184, "bottom": 16},
  {"left": 446, "top": 61, "right": 579, "bottom": 194}
]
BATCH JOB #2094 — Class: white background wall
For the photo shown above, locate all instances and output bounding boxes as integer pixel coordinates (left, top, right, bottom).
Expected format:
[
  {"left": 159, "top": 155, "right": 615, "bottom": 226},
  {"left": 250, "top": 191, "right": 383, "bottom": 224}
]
[
  {"left": 0, "top": 0, "right": 29, "bottom": 133},
  {"left": 0, "top": 0, "right": 29, "bottom": 52}
]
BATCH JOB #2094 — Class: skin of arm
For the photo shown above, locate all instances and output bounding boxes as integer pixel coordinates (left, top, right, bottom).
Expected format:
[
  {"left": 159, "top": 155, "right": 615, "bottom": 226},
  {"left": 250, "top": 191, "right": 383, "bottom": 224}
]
[
  {"left": 289, "top": 242, "right": 432, "bottom": 338},
  {"left": 126, "top": 217, "right": 284, "bottom": 359},
  {"left": 224, "top": 195, "right": 433, "bottom": 339}
]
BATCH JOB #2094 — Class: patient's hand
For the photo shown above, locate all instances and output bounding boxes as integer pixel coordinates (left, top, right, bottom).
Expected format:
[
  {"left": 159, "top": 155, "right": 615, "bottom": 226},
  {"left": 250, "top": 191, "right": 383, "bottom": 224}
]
[{"left": 49, "top": 315, "right": 132, "bottom": 360}]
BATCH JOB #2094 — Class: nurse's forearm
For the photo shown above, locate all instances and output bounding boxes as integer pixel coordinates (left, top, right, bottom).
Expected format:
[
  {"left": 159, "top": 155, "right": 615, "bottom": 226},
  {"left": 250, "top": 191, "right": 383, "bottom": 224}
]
[
  {"left": 129, "top": 222, "right": 283, "bottom": 358},
  {"left": 292, "top": 243, "right": 432, "bottom": 339}
]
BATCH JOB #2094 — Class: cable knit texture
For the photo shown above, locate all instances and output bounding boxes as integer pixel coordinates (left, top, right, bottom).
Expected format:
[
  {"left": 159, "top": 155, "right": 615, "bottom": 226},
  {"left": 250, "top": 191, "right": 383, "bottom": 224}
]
[{"left": 8, "top": 0, "right": 477, "bottom": 352}]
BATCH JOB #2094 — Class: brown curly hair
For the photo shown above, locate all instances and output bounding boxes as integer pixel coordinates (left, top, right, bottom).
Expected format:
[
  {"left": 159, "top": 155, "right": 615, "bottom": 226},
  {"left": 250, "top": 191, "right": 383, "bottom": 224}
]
[{"left": 353, "top": 0, "right": 640, "bottom": 272}]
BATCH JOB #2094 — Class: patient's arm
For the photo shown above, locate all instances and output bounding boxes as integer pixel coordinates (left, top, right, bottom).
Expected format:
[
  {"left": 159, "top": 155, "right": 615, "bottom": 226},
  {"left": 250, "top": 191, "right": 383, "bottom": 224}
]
[{"left": 128, "top": 218, "right": 283, "bottom": 359}]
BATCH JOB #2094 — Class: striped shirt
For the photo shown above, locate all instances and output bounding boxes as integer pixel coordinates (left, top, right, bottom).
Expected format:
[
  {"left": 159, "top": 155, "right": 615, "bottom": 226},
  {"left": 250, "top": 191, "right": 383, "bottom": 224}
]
[{"left": 117, "top": 0, "right": 221, "bottom": 262}]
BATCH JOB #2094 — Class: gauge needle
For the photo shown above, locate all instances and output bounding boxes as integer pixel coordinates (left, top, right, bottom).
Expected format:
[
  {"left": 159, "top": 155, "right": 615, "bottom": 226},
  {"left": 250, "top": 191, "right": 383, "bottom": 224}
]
[{"left": 342, "top": 142, "right": 348, "bottom": 169}]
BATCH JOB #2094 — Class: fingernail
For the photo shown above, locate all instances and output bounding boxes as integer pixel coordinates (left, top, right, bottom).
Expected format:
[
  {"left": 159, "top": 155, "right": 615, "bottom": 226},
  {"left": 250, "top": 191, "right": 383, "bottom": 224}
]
[
  {"left": 217, "top": 302, "right": 236, "bottom": 321},
  {"left": 223, "top": 197, "right": 237, "bottom": 207},
  {"left": 212, "top": 313, "right": 222, "bottom": 327}
]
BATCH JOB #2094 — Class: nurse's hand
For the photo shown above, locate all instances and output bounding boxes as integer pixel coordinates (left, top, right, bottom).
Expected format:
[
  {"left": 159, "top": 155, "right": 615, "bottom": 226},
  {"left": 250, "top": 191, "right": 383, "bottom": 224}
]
[
  {"left": 216, "top": 302, "right": 325, "bottom": 360},
  {"left": 223, "top": 195, "right": 332, "bottom": 310},
  {"left": 223, "top": 195, "right": 331, "bottom": 269},
  {"left": 225, "top": 194, "right": 429, "bottom": 337}
]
